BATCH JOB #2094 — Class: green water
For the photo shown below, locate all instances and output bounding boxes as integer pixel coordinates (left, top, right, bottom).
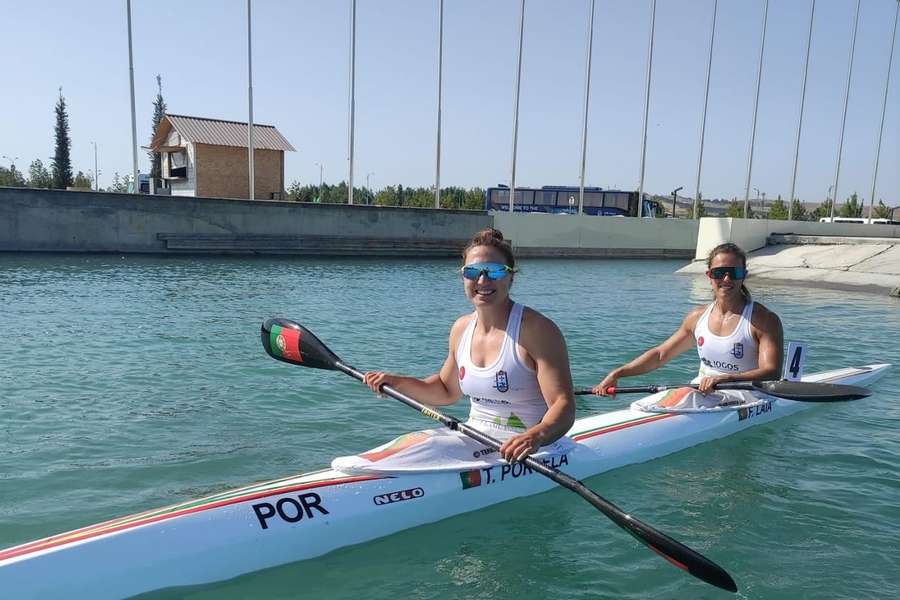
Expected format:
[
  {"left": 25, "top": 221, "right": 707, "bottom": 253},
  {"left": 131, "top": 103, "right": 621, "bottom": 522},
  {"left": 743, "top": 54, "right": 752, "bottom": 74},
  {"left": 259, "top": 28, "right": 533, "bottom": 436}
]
[{"left": 1, "top": 254, "right": 898, "bottom": 600}]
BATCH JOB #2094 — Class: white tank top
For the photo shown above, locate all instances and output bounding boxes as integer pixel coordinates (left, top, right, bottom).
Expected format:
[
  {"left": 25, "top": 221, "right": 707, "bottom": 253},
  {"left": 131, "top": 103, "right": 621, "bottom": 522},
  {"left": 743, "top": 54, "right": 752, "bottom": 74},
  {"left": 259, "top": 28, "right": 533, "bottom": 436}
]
[
  {"left": 694, "top": 301, "right": 759, "bottom": 377},
  {"left": 455, "top": 303, "right": 547, "bottom": 431}
]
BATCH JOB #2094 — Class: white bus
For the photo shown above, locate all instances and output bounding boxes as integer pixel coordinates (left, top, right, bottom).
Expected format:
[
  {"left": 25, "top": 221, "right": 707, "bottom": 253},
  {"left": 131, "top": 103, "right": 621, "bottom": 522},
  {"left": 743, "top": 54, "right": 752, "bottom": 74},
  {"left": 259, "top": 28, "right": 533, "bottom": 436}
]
[{"left": 818, "top": 217, "right": 900, "bottom": 225}]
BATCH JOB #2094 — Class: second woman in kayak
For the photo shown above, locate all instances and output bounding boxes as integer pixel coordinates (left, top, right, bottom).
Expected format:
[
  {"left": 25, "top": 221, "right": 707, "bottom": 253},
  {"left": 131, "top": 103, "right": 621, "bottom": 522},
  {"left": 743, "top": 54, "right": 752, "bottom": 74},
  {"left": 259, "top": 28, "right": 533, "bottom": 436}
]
[
  {"left": 364, "top": 228, "right": 576, "bottom": 463},
  {"left": 593, "top": 242, "right": 783, "bottom": 396}
]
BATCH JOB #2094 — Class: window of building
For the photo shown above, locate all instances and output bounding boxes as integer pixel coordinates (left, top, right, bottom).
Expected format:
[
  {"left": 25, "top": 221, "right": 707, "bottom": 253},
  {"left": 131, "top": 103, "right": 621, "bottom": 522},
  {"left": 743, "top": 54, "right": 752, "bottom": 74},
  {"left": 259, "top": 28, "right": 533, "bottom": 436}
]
[{"left": 167, "top": 150, "right": 187, "bottom": 179}]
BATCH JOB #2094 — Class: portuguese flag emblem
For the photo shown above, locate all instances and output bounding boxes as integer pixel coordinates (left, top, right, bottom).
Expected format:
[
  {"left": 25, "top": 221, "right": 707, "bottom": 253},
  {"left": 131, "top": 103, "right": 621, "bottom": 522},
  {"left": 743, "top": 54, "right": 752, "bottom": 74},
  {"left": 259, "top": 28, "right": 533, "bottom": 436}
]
[
  {"left": 460, "top": 469, "right": 482, "bottom": 490},
  {"left": 270, "top": 324, "right": 302, "bottom": 362}
]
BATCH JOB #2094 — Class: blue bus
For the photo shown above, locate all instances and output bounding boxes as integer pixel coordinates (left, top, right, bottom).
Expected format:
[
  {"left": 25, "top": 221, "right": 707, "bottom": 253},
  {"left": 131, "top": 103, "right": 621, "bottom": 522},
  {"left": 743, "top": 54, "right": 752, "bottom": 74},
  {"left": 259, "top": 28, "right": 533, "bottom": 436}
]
[{"left": 484, "top": 185, "right": 659, "bottom": 217}]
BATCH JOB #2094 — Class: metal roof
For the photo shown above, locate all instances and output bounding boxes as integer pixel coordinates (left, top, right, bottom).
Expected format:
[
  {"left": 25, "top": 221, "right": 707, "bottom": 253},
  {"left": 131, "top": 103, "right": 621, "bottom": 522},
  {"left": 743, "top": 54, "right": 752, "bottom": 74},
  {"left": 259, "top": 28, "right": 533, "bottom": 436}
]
[{"left": 153, "top": 114, "right": 295, "bottom": 152}]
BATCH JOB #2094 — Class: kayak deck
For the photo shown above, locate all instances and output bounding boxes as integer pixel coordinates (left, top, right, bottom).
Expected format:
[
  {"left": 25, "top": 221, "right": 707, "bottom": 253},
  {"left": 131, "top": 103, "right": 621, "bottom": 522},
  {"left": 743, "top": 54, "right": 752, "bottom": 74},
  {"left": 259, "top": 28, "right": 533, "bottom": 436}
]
[{"left": 0, "top": 363, "right": 889, "bottom": 598}]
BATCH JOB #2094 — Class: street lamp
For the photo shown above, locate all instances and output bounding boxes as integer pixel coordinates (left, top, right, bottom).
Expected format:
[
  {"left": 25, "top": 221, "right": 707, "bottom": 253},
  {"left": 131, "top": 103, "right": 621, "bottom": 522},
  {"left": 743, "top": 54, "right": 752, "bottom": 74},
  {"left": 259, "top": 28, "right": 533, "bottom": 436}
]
[
  {"left": 366, "top": 172, "right": 375, "bottom": 204},
  {"left": 88, "top": 169, "right": 102, "bottom": 191},
  {"left": 671, "top": 186, "right": 683, "bottom": 218},
  {"left": 91, "top": 142, "right": 99, "bottom": 191},
  {"left": 314, "top": 162, "right": 324, "bottom": 203},
  {"left": 2, "top": 155, "right": 19, "bottom": 169}
]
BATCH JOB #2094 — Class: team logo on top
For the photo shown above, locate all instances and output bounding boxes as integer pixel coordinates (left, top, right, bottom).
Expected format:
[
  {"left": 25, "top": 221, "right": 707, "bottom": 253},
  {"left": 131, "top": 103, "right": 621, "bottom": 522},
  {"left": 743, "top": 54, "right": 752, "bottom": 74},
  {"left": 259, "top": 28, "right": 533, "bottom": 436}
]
[
  {"left": 731, "top": 343, "right": 744, "bottom": 359},
  {"left": 494, "top": 370, "right": 509, "bottom": 393},
  {"left": 459, "top": 366, "right": 465, "bottom": 380},
  {"left": 698, "top": 336, "right": 705, "bottom": 347}
]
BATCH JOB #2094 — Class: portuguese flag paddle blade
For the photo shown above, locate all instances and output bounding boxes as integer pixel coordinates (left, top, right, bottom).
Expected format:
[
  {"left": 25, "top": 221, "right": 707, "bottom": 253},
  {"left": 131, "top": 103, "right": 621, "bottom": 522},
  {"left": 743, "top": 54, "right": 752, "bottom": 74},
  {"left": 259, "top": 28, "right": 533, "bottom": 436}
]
[
  {"left": 268, "top": 323, "right": 303, "bottom": 363},
  {"left": 261, "top": 318, "right": 342, "bottom": 371}
]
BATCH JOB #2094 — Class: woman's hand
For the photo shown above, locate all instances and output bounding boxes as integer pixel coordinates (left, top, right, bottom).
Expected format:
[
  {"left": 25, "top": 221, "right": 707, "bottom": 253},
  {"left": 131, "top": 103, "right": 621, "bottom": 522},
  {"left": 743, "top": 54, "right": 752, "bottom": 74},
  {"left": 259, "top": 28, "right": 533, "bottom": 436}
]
[
  {"left": 363, "top": 371, "right": 403, "bottom": 396},
  {"left": 592, "top": 370, "right": 620, "bottom": 396},
  {"left": 698, "top": 374, "right": 729, "bottom": 394},
  {"left": 499, "top": 429, "right": 545, "bottom": 462}
]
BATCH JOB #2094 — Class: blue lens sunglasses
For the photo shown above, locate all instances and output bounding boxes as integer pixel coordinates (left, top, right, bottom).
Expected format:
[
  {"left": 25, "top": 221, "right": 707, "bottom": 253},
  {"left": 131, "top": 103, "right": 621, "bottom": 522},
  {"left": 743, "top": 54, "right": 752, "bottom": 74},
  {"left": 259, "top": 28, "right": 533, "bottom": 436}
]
[{"left": 461, "top": 262, "right": 516, "bottom": 281}]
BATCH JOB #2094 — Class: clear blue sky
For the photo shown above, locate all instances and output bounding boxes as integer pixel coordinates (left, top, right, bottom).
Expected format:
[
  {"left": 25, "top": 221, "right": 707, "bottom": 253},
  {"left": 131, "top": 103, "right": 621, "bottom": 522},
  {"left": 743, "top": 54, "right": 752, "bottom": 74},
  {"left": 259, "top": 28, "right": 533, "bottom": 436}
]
[{"left": 2, "top": 0, "right": 898, "bottom": 205}]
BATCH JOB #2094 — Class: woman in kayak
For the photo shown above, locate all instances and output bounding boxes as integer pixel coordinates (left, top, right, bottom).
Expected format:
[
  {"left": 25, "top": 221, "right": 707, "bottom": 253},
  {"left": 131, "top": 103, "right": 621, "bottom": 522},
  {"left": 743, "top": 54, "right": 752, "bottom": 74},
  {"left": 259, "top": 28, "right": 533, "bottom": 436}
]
[
  {"left": 593, "top": 242, "right": 783, "bottom": 396},
  {"left": 364, "top": 227, "right": 576, "bottom": 463}
]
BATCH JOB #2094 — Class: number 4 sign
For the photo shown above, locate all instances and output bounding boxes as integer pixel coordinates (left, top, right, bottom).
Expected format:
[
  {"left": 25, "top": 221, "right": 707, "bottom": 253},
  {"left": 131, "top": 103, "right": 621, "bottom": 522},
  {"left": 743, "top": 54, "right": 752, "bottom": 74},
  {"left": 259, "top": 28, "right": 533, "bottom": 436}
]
[{"left": 783, "top": 342, "right": 807, "bottom": 381}]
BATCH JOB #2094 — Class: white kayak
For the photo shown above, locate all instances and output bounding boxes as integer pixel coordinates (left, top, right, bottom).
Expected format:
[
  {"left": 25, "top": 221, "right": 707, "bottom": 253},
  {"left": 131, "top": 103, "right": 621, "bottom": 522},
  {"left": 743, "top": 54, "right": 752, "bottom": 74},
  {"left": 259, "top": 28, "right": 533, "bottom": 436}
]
[{"left": 0, "top": 363, "right": 888, "bottom": 599}]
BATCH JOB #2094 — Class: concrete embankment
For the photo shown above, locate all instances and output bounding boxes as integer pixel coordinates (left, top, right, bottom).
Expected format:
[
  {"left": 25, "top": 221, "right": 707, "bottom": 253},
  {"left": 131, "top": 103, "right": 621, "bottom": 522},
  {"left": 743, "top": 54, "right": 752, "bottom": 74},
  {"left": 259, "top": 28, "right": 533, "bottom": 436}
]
[
  {"left": 680, "top": 218, "right": 900, "bottom": 296},
  {"left": 0, "top": 187, "right": 700, "bottom": 258},
  {"left": 0, "top": 187, "right": 490, "bottom": 256}
]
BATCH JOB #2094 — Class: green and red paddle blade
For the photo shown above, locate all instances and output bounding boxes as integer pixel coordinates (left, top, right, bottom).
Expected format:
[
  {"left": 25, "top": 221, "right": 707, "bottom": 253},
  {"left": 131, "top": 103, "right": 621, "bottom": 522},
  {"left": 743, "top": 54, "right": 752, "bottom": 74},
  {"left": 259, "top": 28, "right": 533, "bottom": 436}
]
[{"left": 261, "top": 318, "right": 341, "bottom": 371}]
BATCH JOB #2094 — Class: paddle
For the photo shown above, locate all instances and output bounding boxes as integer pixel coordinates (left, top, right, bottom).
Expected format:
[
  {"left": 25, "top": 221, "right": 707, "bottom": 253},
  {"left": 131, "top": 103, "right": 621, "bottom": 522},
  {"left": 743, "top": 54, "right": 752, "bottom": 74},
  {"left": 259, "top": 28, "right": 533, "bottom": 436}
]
[
  {"left": 260, "top": 318, "right": 739, "bottom": 593},
  {"left": 575, "top": 381, "right": 870, "bottom": 401}
]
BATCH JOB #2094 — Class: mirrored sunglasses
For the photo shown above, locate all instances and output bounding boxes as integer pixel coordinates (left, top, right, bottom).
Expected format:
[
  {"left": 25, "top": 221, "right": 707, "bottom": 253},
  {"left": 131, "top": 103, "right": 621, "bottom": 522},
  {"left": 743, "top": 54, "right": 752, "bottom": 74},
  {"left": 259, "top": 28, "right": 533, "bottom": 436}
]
[{"left": 707, "top": 266, "right": 748, "bottom": 280}]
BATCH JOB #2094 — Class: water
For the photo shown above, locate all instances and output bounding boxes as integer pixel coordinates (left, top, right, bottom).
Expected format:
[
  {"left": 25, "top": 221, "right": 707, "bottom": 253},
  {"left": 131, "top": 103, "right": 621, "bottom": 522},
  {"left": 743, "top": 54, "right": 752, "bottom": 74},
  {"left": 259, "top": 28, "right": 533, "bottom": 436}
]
[{"left": 1, "top": 254, "right": 898, "bottom": 599}]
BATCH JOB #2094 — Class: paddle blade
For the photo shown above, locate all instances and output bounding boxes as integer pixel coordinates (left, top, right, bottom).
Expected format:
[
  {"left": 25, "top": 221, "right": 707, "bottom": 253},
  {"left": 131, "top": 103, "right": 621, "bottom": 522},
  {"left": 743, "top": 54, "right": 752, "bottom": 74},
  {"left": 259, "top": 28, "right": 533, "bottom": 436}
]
[
  {"left": 751, "top": 380, "right": 870, "bottom": 401},
  {"left": 261, "top": 318, "right": 341, "bottom": 370}
]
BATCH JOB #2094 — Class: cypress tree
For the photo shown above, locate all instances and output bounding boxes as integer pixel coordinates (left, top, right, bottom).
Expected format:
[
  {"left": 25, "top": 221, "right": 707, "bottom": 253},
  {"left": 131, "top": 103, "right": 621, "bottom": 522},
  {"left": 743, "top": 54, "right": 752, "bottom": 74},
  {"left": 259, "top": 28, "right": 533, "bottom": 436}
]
[
  {"left": 51, "top": 87, "right": 73, "bottom": 189},
  {"left": 149, "top": 74, "right": 167, "bottom": 183}
]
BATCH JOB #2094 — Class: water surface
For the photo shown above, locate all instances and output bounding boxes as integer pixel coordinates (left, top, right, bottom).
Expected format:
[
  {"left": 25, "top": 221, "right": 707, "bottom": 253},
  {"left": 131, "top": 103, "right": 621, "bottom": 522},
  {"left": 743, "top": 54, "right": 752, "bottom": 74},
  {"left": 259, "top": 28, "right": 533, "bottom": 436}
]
[{"left": 0, "top": 254, "right": 897, "bottom": 599}]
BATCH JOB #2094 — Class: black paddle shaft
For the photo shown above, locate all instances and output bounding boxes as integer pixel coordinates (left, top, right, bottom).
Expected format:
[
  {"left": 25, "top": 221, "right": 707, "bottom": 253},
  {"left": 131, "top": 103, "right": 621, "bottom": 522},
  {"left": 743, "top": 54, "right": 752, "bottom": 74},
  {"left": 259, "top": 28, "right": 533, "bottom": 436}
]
[{"left": 575, "top": 381, "right": 870, "bottom": 402}]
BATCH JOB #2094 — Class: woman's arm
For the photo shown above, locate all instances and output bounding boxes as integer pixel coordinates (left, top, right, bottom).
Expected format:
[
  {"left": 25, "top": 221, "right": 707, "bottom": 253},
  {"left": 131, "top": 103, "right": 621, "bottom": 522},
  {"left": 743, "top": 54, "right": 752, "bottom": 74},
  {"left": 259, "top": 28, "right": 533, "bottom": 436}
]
[
  {"left": 593, "top": 307, "right": 703, "bottom": 395},
  {"left": 499, "top": 310, "right": 576, "bottom": 462},
  {"left": 363, "top": 317, "right": 467, "bottom": 406}
]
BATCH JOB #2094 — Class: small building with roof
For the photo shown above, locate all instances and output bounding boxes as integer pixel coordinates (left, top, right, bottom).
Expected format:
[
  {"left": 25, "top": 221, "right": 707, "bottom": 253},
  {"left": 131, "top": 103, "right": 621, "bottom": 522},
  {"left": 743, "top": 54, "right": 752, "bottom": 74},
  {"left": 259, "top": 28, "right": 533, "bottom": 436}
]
[{"left": 148, "top": 114, "right": 295, "bottom": 200}]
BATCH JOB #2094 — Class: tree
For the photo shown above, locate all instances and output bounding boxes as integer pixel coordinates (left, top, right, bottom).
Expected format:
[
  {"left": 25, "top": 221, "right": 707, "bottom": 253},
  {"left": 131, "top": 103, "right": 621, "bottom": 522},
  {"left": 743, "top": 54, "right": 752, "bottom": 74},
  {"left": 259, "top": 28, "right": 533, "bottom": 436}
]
[
  {"left": 462, "top": 187, "right": 485, "bottom": 210},
  {"left": 374, "top": 185, "right": 399, "bottom": 206},
  {"left": 726, "top": 198, "right": 751, "bottom": 218},
  {"left": 0, "top": 165, "right": 26, "bottom": 187},
  {"left": 685, "top": 192, "right": 707, "bottom": 219},
  {"left": 148, "top": 75, "right": 167, "bottom": 183},
  {"left": 406, "top": 187, "right": 433, "bottom": 208},
  {"left": 321, "top": 181, "right": 348, "bottom": 204},
  {"left": 51, "top": 87, "right": 73, "bottom": 189},
  {"left": 27, "top": 159, "right": 53, "bottom": 188},
  {"left": 72, "top": 171, "right": 92, "bottom": 189},
  {"left": 286, "top": 180, "right": 319, "bottom": 202},
  {"left": 812, "top": 199, "right": 833, "bottom": 220},
  {"left": 838, "top": 192, "right": 863, "bottom": 218},
  {"left": 789, "top": 199, "right": 807, "bottom": 221},
  {"left": 439, "top": 186, "right": 467, "bottom": 209},
  {"left": 108, "top": 172, "right": 132, "bottom": 193},
  {"left": 872, "top": 200, "right": 893, "bottom": 219},
  {"left": 768, "top": 194, "right": 788, "bottom": 220}
]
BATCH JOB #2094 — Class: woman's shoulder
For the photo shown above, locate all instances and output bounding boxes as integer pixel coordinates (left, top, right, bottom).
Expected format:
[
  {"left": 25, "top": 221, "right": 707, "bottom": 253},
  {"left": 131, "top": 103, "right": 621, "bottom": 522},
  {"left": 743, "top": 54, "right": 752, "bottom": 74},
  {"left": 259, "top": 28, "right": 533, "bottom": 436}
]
[
  {"left": 449, "top": 312, "right": 474, "bottom": 337},
  {"left": 519, "top": 305, "right": 564, "bottom": 339},
  {"left": 683, "top": 303, "right": 709, "bottom": 330},
  {"left": 748, "top": 301, "right": 782, "bottom": 335}
]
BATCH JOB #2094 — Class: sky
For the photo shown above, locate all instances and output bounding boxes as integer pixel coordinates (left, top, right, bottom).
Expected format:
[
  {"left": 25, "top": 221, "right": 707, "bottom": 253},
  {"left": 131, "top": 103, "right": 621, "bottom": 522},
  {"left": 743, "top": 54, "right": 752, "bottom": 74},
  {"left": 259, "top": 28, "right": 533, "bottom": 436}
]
[{"left": 1, "top": 0, "right": 898, "bottom": 205}]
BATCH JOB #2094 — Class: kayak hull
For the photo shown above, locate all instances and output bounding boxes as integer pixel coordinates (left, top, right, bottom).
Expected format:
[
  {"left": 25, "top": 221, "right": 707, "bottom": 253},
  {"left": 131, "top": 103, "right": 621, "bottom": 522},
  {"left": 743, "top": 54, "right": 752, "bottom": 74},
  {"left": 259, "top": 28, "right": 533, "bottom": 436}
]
[{"left": 0, "top": 364, "right": 888, "bottom": 598}]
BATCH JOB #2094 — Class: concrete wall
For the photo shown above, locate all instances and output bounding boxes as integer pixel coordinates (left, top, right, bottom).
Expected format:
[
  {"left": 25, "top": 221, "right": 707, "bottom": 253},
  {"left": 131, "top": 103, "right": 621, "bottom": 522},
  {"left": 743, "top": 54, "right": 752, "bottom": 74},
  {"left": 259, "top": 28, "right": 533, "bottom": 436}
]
[
  {"left": 494, "top": 212, "right": 699, "bottom": 258},
  {"left": 0, "top": 187, "right": 491, "bottom": 254},
  {"left": 695, "top": 218, "right": 900, "bottom": 260}
]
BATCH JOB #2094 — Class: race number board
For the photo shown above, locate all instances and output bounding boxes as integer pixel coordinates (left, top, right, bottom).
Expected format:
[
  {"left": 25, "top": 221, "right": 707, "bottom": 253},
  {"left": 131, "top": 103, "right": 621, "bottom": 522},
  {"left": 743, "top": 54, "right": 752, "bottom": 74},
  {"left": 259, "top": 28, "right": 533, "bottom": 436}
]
[{"left": 783, "top": 342, "right": 807, "bottom": 381}]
